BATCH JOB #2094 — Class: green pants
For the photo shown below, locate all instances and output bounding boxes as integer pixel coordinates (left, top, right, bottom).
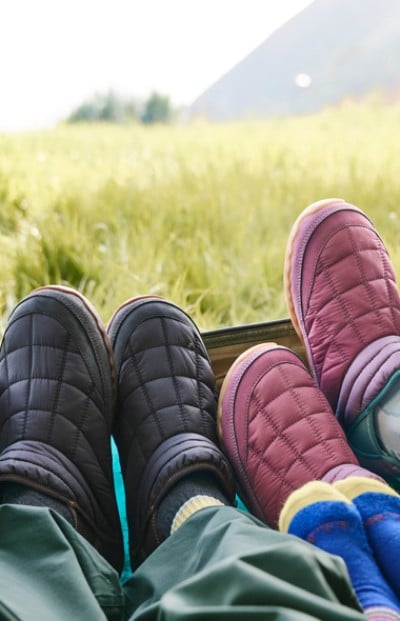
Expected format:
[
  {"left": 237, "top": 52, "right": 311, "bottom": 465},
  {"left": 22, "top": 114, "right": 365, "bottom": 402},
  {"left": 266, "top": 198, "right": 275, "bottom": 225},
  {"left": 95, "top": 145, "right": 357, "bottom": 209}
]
[{"left": 0, "top": 504, "right": 365, "bottom": 621}]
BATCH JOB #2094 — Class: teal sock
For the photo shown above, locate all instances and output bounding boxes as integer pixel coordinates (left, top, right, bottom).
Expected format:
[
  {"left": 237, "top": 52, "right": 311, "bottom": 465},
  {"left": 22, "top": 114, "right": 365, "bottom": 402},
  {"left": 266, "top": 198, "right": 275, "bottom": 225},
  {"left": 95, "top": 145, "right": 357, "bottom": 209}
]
[{"left": 280, "top": 482, "right": 400, "bottom": 620}]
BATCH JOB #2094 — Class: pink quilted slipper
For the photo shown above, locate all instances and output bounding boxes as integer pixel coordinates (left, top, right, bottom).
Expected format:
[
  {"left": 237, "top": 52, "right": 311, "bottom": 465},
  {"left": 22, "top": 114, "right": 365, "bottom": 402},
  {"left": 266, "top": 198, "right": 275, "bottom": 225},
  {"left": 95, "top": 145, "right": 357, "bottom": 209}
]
[
  {"left": 217, "top": 343, "right": 378, "bottom": 528},
  {"left": 285, "top": 199, "right": 400, "bottom": 483}
]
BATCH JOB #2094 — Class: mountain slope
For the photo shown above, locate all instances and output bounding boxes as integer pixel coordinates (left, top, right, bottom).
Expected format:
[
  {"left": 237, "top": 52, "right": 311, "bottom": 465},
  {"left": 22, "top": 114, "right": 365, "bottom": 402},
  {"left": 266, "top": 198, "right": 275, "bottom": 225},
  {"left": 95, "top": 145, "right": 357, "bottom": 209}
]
[{"left": 189, "top": 0, "right": 400, "bottom": 120}]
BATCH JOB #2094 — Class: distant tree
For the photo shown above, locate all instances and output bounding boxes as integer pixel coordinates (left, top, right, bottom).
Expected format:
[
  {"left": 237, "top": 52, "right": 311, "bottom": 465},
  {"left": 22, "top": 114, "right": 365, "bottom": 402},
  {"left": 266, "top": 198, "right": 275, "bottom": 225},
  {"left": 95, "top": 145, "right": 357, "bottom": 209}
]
[
  {"left": 141, "top": 92, "right": 172, "bottom": 124},
  {"left": 67, "top": 100, "right": 99, "bottom": 123},
  {"left": 67, "top": 91, "right": 139, "bottom": 123},
  {"left": 66, "top": 90, "right": 175, "bottom": 125},
  {"left": 97, "top": 91, "right": 124, "bottom": 121}
]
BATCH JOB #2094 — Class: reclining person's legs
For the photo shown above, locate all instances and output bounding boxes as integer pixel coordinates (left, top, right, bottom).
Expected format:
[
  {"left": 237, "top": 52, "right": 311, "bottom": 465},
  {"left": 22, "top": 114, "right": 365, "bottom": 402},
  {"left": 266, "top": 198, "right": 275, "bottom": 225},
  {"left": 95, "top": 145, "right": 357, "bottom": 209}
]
[{"left": 285, "top": 199, "right": 400, "bottom": 597}]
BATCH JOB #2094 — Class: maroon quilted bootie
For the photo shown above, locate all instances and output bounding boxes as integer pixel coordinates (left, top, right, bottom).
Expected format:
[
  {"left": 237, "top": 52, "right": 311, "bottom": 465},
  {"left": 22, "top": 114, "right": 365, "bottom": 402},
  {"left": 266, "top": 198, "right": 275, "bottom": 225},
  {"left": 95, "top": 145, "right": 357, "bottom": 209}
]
[
  {"left": 285, "top": 199, "right": 400, "bottom": 484},
  {"left": 218, "top": 343, "right": 381, "bottom": 527}
]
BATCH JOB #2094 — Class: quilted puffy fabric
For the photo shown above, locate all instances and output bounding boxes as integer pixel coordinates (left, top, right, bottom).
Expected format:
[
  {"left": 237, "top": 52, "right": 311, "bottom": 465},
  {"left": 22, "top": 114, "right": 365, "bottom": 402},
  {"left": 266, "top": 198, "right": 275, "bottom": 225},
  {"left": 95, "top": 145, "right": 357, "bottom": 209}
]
[
  {"left": 109, "top": 297, "right": 235, "bottom": 567},
  {"left": 218, "top": 345, "right": 377, "bottom": 528},
  {"left": 285, "top": 200, "right": 400, "bottom": 425},
  {"left": 0, "top": 288, "right": 123, "bottom": 572}
]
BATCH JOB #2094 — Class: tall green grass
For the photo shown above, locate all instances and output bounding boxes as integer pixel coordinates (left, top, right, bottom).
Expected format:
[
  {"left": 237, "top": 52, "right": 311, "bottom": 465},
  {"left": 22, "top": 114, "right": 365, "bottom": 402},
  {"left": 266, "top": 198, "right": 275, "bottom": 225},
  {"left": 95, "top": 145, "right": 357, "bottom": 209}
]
[{"left": 1, "top": 102, "right": 400, "bottom": 334}]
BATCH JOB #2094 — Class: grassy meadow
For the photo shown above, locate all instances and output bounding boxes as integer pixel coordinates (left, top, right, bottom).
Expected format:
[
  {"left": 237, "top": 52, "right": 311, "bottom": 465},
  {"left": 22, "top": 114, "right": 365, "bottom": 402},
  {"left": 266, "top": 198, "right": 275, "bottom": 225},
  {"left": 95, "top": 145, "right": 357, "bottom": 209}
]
[{"left": 1, "top": 102, "right": 400, "bottom": 335}]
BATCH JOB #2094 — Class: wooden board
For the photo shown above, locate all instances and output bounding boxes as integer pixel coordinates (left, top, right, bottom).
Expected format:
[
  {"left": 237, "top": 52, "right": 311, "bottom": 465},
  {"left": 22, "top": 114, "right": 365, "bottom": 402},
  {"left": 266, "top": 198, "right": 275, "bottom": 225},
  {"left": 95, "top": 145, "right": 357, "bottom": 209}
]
[{"left": 202, "top": 318, "right": 307, "bottom": 391}]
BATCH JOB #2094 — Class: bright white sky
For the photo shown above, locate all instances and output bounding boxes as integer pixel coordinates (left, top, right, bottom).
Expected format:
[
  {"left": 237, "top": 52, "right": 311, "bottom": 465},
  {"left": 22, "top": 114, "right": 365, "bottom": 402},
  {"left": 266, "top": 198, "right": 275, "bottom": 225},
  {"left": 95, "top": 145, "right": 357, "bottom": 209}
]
[{"left": 0, "top": 0, "right": 312, "bottom": 131}]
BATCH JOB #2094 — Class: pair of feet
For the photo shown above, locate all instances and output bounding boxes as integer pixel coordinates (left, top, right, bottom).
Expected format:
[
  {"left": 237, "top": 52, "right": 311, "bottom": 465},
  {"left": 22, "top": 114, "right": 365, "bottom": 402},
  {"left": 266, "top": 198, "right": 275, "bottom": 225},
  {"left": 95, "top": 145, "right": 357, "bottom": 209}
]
[
  {"left": 219, "top": 198, "right": 400, "bottom": 529},
  {"left": 0, "top": 289, "right": 235, "bottom": 573}
]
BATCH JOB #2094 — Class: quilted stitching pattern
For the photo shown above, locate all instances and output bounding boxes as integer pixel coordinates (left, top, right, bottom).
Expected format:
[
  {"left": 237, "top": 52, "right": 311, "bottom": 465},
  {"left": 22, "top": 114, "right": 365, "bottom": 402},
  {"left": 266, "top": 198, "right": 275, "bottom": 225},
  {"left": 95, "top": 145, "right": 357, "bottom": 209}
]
[
  {"left": 293, "top": 206, "right": 400, "bottom": 415},
  {"left": 0, "top": 316, "right": 108, "bottom": 464},
  {"left": 221, "top": 347, "right": 358, "bottom": 528},
  {"left": 0, "top": 289, "right": 123, "bottom": 572},
  {"left": 112, "top": 307, "right": 218, "bottom": 485},
  {"left": 110, "top": 298, "right": 232, "bottom": 563}
]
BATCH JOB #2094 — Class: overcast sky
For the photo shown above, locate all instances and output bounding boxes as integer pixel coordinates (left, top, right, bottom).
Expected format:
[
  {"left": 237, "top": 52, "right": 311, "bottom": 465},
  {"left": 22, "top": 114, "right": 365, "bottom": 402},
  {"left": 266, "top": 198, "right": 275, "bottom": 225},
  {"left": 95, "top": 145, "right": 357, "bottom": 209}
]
[{"left": 0, "top": 0, "right": 312, "bottom": 131}]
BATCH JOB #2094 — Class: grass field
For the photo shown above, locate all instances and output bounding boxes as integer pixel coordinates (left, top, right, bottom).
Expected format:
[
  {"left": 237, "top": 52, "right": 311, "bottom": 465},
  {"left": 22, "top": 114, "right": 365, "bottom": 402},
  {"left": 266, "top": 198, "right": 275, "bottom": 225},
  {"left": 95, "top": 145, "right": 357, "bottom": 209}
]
[{"left": 1, "top": 102, "right": 400, "bottom": 335}]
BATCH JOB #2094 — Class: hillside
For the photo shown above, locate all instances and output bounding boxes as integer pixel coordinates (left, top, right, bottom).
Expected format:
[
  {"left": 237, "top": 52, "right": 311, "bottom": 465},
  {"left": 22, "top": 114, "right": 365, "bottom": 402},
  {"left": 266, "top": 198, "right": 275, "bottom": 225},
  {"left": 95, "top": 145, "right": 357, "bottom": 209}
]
[{"left": 189, "top": 0, "right": 400, "bottom": 120}]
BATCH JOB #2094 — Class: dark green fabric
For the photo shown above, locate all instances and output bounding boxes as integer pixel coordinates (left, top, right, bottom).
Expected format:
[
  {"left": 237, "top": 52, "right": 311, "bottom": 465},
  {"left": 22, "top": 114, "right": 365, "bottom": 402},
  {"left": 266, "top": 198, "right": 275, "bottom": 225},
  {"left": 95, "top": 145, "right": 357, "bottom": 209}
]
[
  {"left": 0, "top": 505, "right": 123, "bottom": 621},
  {"left": 124, "top": 506, "right": 365, "bottom": 621},
  {"left": 0, "top": 504, "right": 366, "bottom": 621}
]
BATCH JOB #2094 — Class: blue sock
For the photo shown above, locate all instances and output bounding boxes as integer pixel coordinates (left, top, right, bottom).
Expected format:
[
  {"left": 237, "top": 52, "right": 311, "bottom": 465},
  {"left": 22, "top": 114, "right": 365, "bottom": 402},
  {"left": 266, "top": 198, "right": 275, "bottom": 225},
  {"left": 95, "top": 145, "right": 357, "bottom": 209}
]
[
  {"left": 335, "top": 477, "right": 400, "bottom": 601},
  {"left": 335, "top": 478, "right": 400, "bottom": 599},
  {"left": 280, "top": 482, "right": 400, "bottom": 619}
]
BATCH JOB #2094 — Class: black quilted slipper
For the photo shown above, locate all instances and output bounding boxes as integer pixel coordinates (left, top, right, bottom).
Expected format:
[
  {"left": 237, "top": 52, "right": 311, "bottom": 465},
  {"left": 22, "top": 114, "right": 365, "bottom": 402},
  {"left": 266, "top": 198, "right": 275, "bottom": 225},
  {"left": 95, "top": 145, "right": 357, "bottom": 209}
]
[
  {"left": 108, "top": 296, "right": 235, "bottom": 568},
  {"left": 0, "top": 286, "right": 123, "bottom": 573}
]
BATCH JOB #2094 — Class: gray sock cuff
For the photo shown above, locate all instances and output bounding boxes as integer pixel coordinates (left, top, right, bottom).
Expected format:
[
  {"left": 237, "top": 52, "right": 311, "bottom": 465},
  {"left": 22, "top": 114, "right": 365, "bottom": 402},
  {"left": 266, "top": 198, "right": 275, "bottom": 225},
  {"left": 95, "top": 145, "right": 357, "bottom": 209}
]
[{"left": 2, "top": 483, "right": 74, "bottom": 526}]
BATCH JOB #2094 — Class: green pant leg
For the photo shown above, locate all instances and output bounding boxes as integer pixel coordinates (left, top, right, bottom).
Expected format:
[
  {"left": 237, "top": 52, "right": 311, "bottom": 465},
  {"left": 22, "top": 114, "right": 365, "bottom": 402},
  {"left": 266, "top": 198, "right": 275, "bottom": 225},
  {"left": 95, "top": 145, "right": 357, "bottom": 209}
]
[
  {"left": 124, "top": 506, "right": 365, "bottom": 621},
  {"left": 0, "top": 504, "right": 124, "bottom": 621}
]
